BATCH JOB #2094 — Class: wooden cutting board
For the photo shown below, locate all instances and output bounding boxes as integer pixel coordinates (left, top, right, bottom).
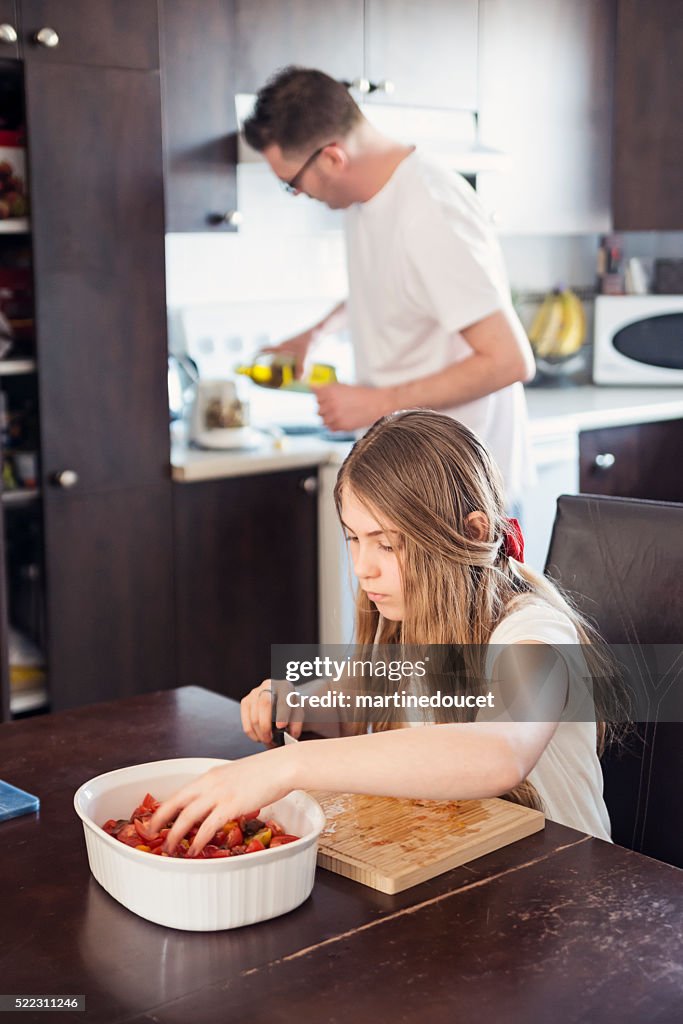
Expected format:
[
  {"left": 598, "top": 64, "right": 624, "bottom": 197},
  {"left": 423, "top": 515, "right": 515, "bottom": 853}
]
[{"left": 310, "top": 791, "right": 544, "bottom": 894}]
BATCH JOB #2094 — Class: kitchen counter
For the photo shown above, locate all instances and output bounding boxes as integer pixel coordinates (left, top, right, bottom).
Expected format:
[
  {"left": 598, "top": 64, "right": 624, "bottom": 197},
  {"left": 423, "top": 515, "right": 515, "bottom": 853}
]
[
  {"left": 171, "top": 386, "right": 683, "bottom": 482},
  {"left": 525, "top": 384, "right": 683, "bottom": 439},
  {"left": 2, "top": 686, "right": 683, "bottom": 1024},
  {"left": 171, "top": 432, "right": 346, "bottom": 482}
]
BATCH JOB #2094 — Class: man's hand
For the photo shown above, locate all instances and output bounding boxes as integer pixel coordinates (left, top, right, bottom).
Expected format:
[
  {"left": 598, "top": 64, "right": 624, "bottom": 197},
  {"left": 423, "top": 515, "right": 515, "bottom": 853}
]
[
  {"left": 261, "top": 328, "right": 313, "bottom": 378},
  {"left": 262, "top": 301, "right": 348, "bottom": 379},
  {"left": 312, "top": 383, "right": 392, "bottom": 432}
]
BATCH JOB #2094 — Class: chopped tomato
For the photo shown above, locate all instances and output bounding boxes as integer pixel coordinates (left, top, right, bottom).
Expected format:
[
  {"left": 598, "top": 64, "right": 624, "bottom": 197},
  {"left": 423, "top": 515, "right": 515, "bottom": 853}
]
[
  {"left": 116, "top": 823, "right": 143, "bottom": 848},
  {"left": 225, "top": 826, "right": 243, "bottom": 849},
  {"left": 133, "top": 818, "right": 164, "bottom": 847},
  {"left": 130, "top": 793, "right": 159, "bottom": 819},
  {"left": 101, "top": 795, "right": 297, "bottom": 858},
  {"left": 103, "top": 818, "right": 129, "bottom": 837},
  {"left": 270, "top": 835, "right": 299, "bottom": 847},
  {"left": 134, "top": 818, "right": 151, "bottom": 840},
  {"left": 245, "top": 838, "right": 265, "bottom": 853}
]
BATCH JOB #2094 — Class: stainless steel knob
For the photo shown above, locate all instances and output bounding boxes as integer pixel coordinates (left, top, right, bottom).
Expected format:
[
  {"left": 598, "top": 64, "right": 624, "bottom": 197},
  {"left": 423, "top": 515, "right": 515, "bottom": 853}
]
[
  {"left": 0, "top": 24, "right": 18, "bottom": 44},
  {"left": 351, "top": 77, "right": 371, "bottom": 94},
  {"left": 594, "top": 453, "right": 615, "bottom": 470},
  {"left": 370, "top": 79, "right": 395, "bottom": 95},
  {"left": 299, "top": 475, "right": 318, "bottom": 495},
  {"left": 53, "top": 469, "right": 79, "bottom": 489},
  {"left": 208, "top": 210, "right": 243, "bottom": 227},
  {"left": 35, "top": 27, "right": 59, "bottom": 48}
]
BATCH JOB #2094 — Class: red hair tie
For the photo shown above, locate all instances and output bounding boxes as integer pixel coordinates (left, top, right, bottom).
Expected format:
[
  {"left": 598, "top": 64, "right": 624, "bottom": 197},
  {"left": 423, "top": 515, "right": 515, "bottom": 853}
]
[{"left": 502, "top": 517, "right": 525, "bottom": 562}]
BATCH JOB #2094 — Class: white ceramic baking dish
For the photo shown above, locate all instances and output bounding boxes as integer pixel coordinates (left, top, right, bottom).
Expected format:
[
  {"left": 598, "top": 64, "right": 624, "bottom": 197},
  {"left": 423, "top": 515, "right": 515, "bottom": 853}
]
[{"left": 74, "top": 757, "right": 325, "bottom": 931}]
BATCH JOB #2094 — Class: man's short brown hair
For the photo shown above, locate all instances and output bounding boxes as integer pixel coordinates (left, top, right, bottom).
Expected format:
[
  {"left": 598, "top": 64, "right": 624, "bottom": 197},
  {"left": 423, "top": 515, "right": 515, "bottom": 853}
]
[{"left": 243, "top": 66, "right": 363, "bottom": 155}]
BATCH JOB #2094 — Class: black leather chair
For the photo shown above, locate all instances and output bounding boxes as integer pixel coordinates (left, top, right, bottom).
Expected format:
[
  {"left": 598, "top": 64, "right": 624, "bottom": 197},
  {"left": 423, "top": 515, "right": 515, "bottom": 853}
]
[{"left": 544, "top": 493, "right": 683, "bottom": 867}]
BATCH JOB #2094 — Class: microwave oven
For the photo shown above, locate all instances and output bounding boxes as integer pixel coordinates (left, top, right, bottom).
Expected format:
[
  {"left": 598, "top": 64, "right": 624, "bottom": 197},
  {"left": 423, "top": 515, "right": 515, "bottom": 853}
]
[{"left": 593, "top": 295, "right": 683, "bottom": 385}]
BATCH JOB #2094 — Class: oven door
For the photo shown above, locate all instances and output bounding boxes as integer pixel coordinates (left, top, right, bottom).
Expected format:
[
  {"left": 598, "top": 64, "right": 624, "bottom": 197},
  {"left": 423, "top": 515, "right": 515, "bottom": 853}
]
[{"left": 593, "top": 295, "right": 683, "bottom": 384}]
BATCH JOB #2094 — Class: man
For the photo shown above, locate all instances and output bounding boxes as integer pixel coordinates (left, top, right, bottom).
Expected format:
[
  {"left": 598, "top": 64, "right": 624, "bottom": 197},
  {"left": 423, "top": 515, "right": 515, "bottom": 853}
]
[{"left": 243, "top": 67, "right": 536, "bottom": 504}]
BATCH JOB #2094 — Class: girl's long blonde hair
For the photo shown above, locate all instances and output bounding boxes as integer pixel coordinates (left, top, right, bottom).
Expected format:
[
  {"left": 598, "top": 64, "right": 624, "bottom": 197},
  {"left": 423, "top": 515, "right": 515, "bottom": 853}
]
[{"left": 334, "top": 411, "right": 626, "bottom": 809}]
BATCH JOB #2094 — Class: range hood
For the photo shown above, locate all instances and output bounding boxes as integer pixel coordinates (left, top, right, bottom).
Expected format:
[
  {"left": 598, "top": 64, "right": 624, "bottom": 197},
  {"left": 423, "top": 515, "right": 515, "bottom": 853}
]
[{"left": 235, "top": 94, "right": 509, "bottom": 175}]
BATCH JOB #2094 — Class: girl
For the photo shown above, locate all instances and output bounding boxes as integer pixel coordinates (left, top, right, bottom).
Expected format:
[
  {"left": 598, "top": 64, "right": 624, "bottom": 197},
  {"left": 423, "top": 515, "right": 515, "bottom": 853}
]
[{"left": 150, "top": 411, "right": 626, "bottom": 853}]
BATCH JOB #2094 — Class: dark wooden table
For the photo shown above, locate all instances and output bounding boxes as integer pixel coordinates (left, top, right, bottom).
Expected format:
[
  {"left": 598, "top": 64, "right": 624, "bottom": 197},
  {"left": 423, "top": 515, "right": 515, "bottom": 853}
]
[{"left": 1, "top": 687, "right": 682, "bottom": 1023}]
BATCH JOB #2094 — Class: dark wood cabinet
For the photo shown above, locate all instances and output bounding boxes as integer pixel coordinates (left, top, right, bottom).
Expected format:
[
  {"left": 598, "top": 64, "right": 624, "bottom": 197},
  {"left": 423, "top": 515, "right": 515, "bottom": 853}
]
[
  {"left": 365, "top": 0, "right": 478, "bottom": 110},
  {"left": 43, "top": 484, "right": 174, "bottom": 711},
  {"left": 173, "top": 469, "right": 319, "bottom": 702},
  {"left": 233, "top": 0, "right": 477, "bottom": 108},
  {"left": 0, "top": 486, "right": 9, "bottom": 721},
  {"left": 233, "top": 0, "right": 363, "bottom": 94},
  {"left": 612, "top": 0, "right": 683, "bottom": 230},
  {"left": 579, "top": 419, "right": 683, "bottom": 502},
  {"left": 0, "top": 7, "right": 174, "bottom": 719},
  {"left": 160, "top": 0, "right": 238, "bottom": 232},
  {"left": 26, "top": 62, "right": 169, "bottom": 493},
  {"left": 18, "top": 0, "right": 159, "bottom": 69}
]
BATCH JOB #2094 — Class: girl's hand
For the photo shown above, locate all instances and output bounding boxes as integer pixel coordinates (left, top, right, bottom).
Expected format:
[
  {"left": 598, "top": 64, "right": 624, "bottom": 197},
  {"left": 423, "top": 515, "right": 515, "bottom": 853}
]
[
  {"left": 147, "top": 750, "right": 296, "bottom": 856},
  {"left": 240, "top": 678, "right": 304, "bottom": 746}
]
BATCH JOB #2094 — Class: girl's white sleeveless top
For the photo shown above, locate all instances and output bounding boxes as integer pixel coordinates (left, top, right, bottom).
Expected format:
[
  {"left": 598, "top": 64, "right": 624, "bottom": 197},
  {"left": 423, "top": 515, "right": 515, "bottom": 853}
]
[
  {"left": 486, "top": 601, "right": 612, "bottom": 842},
  {"left": 400, "top": 600, "right": 612, "bottom": 841}
]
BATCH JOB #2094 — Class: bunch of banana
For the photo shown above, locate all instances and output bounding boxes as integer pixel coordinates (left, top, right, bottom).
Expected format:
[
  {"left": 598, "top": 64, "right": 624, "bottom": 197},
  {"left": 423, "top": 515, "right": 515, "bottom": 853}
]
[{"left": 527, "top": 288, "right": 586, "bottom": 359}]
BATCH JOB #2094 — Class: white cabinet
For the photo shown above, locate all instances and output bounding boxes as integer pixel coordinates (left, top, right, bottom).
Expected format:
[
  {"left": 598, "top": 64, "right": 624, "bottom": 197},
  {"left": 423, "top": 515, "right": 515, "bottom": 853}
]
[
  {"left": 364, "top": 0, "right": 479, "bottom": 110},
  {"left": 477, "top": 0, "right": 615, "bottom": 234}
]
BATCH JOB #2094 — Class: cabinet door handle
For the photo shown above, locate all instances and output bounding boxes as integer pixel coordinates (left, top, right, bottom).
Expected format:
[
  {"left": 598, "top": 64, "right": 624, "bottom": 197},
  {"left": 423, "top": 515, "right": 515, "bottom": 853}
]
[
  {"left": 34, "top": 27, "right": 60, "bottom": 48},
  {"left": 0, "top": 24, "right": 17, "bottom": 44},
  {"left": 594, "top": 453, "right": 615, "bottom": 470},
  {"left": 208, "top": 210, "right": 243, "bottom": 227},
  {"left": 299, "top": 475, "right": 318, "bottom": 495},
  {"left": 369, "top": 79, "right": 395, "bottom": 95},
  {"left": 52, "top": 469, "right": 79, "bottom": 489},
  {"left": 349, "top": 77, "right": 371, "bottom": 93}
]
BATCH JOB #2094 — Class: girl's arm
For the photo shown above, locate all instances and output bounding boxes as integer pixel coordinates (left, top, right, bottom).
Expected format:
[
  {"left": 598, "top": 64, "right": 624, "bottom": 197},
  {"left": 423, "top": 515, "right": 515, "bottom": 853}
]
[
  {"left": 151, "top": 718, "right": 557, "bottom": 856},
  {"left": 150, "top": 642, "right": 566, "bottom": 854},
  {"left": 283, "top": 718, "right": 558, "bottom": 802}
]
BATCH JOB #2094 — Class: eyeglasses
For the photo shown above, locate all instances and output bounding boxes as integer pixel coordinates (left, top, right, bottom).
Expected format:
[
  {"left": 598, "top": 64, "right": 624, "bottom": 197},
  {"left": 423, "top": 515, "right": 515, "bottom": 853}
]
[{"left": 280, "top": 142, "right": 333, "bottom": 195}]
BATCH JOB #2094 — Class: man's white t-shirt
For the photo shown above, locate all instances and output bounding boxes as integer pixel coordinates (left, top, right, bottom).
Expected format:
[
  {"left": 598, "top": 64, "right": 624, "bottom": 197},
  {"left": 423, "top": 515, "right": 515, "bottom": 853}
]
[{"left": 344, "top": 150, "right": 533, "bottom": 502}]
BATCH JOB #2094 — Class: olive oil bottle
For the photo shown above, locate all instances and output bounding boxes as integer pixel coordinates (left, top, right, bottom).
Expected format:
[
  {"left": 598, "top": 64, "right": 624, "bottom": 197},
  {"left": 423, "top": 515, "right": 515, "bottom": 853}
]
[{"left": 236, "top": 355, "right": 337, "bottom": 391}]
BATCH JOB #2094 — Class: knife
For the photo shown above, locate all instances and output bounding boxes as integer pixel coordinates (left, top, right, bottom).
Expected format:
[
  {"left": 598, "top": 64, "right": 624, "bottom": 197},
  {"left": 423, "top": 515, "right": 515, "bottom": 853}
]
[{"left": 271, "top": 725, "right": 298, "bottom": 746}]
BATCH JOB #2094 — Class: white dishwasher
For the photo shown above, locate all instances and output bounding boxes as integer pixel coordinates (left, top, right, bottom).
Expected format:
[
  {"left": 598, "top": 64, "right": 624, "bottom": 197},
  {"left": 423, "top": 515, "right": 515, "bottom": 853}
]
[
  {"left": 318, "top": 456, "right": 356, "bottom": 646},
  {"left": 520, "top": 430, "right": 579, "bottom": 572}
]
